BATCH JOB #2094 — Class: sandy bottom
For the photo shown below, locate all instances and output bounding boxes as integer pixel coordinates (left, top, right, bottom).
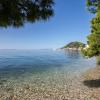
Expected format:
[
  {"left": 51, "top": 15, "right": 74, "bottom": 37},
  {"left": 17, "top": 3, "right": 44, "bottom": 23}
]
[{"left": 0, "top": 67, "right": 100, "bottom": 100}]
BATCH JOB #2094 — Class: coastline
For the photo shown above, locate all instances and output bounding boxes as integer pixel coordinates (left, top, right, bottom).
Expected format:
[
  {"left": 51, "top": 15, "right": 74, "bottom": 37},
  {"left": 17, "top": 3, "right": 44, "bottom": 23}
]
[
  {"left": 57, "top": 48, "right": 82, "bottom": 51},
  {"left": 0, "top": 66, "right": 100, "bottom": 100}
]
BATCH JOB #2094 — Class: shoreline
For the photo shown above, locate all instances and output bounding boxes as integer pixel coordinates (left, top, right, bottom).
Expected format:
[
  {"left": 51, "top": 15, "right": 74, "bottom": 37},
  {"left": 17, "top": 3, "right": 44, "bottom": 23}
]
[
  {"left": 0, "top": 66, "right": 99, "bottom": 100},
  {"left": 57, "top": 47, "right": 82, "bottom": 51}
]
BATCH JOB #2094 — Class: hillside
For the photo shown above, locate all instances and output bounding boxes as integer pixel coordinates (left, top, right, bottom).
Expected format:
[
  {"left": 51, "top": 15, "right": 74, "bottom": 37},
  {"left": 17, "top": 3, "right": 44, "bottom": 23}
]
[{"left": 62, "top": 41, "right": 85, "bottom": 50}]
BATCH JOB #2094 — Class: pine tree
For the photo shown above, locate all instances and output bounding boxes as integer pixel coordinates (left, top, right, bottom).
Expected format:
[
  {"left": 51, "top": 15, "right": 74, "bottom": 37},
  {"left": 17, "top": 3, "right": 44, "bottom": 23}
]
[
  {"left": 82, "top": 0, "right": 100, "bottom": 64},
  {"left": 0, "top": 0, "right": 54, "bottom": 28}
]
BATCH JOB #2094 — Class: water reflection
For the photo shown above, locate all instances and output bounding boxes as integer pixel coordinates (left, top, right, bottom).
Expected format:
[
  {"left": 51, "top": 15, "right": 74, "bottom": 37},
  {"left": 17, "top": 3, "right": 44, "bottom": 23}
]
[{"left": 64, "top": 49, "right": 80, "bottom": 58}]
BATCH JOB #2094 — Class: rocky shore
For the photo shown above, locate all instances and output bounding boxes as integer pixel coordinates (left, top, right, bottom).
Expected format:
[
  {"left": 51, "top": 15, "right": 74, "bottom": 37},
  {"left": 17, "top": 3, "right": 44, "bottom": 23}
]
[{"left": 0, "top": 66, "right": 100, "bottom": 100}]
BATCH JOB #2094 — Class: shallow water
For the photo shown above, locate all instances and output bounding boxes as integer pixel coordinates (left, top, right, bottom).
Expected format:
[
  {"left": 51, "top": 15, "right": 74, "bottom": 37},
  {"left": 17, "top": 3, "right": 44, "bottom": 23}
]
[{"left": 0, "top": 49, "right": 96, "bottom": 99}]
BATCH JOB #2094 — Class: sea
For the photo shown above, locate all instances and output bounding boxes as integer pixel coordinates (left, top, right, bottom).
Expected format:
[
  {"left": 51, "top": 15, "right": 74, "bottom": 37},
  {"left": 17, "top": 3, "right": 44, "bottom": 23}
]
[{"left": 0, "top": 49, "right": 96, "bottom": 99}]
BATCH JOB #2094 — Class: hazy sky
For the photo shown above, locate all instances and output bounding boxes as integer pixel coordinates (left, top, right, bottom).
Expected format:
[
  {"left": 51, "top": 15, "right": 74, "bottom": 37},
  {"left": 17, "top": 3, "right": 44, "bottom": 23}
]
[{"left": 0, "top": 0, "right": 93, "bottom": 49}]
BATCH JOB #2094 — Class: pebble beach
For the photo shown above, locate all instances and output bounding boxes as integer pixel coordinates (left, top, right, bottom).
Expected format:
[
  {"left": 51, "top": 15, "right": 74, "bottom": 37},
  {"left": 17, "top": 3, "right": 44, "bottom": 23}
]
[{"left": 0, "top": 66, "right": 100, "bottom": 100}]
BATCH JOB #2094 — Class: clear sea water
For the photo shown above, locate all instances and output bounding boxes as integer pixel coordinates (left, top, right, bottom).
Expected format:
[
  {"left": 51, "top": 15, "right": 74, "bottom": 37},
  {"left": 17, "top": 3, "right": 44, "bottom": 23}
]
[{"left": 0, "top": 49, "right": 96, "bottom": 97}]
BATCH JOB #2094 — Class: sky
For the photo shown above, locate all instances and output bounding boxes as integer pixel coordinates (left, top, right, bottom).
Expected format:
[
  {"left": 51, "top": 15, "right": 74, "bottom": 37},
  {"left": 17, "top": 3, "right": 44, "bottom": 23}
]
[{"left": 0, "top": 0, "right": 93, "bottom": 49}]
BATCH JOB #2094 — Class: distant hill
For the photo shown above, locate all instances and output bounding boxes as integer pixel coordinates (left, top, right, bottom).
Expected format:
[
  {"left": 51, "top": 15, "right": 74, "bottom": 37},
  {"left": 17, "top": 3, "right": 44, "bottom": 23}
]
[{"left": 61, "top": 41, "right": 85, "bottom": 50}]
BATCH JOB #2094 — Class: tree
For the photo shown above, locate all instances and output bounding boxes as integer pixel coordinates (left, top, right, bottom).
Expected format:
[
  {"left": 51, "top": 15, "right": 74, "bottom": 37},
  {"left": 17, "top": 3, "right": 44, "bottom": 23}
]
[
  {"left": 82, "top": 0, "right": 100, "bottom": 64},
  {"left": 86, "top": 0, "right": 100, "bottom": 13},
  {"left": 0, "top": 0, "right": 54, "bottom": 27}
]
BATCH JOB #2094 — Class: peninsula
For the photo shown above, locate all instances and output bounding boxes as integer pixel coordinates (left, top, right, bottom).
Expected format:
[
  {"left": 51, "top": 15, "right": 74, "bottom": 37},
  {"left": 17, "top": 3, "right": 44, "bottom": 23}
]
[{"left": 61, "top": 41, "right": 85, "bottom": 51}]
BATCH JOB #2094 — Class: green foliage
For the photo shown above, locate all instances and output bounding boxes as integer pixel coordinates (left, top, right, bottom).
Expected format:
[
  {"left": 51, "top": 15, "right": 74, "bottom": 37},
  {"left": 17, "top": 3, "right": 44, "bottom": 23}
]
[
  {"left": 86, "top": 0, "right": 100, "bottom": 13},
  {"left": 0, "top": 0, "right": 54, "bottom": 27},
  {"left": 88, "top": 33, "right": 100, "bottom": 56},
  {"left": 82, "top": 0, "right": 100, "bottom": 58},
  {"left": 63, "top": 41, "right": 85, "bottom": 49}
]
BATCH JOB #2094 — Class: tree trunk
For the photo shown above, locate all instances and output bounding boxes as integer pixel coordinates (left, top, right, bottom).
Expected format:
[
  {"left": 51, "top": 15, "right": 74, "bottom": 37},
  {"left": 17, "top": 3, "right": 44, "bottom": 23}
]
[{"left": 96, "top": 56, "right": 100, "bottom": 65}]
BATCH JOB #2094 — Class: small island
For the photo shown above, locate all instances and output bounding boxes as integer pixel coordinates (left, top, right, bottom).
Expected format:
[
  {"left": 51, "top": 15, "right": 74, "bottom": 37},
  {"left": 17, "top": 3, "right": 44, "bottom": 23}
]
[{"left": 61, "top": 41, "right": 85, "bottom": 51}]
